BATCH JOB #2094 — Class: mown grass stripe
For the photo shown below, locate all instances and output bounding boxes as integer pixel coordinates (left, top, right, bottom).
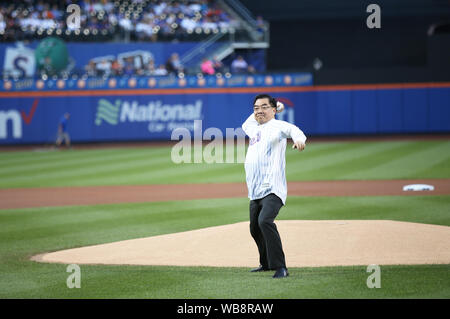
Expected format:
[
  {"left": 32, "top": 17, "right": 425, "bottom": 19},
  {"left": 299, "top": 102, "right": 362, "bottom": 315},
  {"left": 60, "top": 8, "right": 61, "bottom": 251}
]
[
  {"left": 344, "top": 141, "right": 450, "bottom": 180},
  {"left": 139, "top": 142, "right": 371, "bottom": 184},
  {"left": 0, "top": 146, "right": 172, "bottom": 170},
  {"left": 54, "top": 146, "right": 247, "bottom": 186},
  {"left": 0, "top": 153, "right": 175, "bottom": 187},
  {"left": 293, "top": 141, "right": 437, "bottom": 180},
  {"left": 286, "top": 141, "right": 413, "bottom": 176},
  {"left": 413, "top": 157, "right": 450, "bottom": 179},
  {"left": 0, "top": 148, "right": 131, "bottom": 167},
  {"left": 0, "top": 147, "right": 172, "bottom": 177},
  {"left": 42, "top": 156, "right": 184, "bottom": 186},
  {"left": 59, "top": 161, "right": 244, "bottom": 186},
  {"left": 0, "top": 146, "right": 172, "bottom": 167},
  {"left": 285, "top": 141, "right": 357, "bottom": 161}
]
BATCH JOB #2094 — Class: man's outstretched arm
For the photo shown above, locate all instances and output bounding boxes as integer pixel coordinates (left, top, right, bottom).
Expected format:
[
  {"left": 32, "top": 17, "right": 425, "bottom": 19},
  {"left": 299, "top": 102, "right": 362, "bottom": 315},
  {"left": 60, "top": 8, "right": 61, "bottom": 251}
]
[
  {"left": 277, "top": 103, "right": 307, "bottom": 152},
  {"left": 288, "top": 125, "right": 306, "bottom": 152}
]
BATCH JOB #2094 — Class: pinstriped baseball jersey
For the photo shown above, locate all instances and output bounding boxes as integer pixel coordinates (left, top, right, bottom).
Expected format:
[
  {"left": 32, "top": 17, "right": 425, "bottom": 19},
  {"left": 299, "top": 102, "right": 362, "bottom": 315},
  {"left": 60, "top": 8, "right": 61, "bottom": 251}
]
[{"left": 242, "top": 114, "right": 307, "bottom": 205}]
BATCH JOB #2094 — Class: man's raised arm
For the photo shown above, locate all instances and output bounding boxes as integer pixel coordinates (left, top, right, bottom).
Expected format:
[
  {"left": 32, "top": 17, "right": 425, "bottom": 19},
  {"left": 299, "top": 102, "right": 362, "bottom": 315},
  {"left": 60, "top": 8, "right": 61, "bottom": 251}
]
[{"left": 280, "top": 122, "right": 307, "bottom": 151}]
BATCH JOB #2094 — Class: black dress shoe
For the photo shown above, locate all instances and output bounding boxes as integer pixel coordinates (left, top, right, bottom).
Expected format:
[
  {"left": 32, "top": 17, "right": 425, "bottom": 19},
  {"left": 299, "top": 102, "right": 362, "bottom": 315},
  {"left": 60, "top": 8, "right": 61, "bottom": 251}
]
[
  {"left": 250, "top": 265, "right": 269, "bottom": 272},
  {"left": 272, "top": 267, "right": 289, "bottom": 278}
]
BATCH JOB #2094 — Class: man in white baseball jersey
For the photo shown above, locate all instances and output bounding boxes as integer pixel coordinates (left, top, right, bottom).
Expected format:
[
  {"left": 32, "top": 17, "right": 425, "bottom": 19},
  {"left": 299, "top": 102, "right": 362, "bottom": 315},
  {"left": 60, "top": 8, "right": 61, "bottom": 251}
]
[{"left": 242, "top": 94, "right": 306, "bottom": 278}]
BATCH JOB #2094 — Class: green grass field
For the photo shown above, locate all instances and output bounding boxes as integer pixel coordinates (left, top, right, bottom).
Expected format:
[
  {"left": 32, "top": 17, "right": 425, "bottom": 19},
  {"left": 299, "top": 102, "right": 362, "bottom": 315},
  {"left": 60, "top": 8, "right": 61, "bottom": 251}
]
[{"left": 0, "top": 140, "right": 449, "bottom": 298}]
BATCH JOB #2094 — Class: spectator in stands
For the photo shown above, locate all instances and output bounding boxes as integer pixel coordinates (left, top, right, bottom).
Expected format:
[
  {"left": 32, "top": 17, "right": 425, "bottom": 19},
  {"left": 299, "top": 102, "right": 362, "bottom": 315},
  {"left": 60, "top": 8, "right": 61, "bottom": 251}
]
[
  {"left": 201, "top": 16, "right": 218, "bottom": 30},
  {"left": 96, "top": 59, "right": 112, "bottom": 77},
  {"left": 231, "top": 55, "right": 249, "bottom": 74},
  {"left": 50, "top": 4, "right": 62, "bottom": 21},
  {"left": 85, "top": 60, "right": 97, "bottom": 77},
  {"left": 0, "top": 11, "right": 5, "bottom": 34},
  {"left": 212, "top": 56, "right": 225, "bottom": 74},
  {"left": 255, "top": 16, "right": 266, "bottom": 40},
  {"left": 180, "top": 16, "right": 197, "bottom": 32},
  {"left": 188, "top": 1, "right": 203, "bottom": 13},
  {"left": 135, "top": 16, "right": 157, "bottom": 41},
  {"left": 256, "top": 16, "right": 265, "bottom": 32},
  {"left": 38, "top": 56, "right": 56, "bottom": 77},
  {"left": 153, "top": 1, "right": 168, "bottom": 16},
  {"left": 123, "top": 57, "right": 136, "bottom": 76},
  {"left": 87, "top": 16, "right": 101, "bottom": 30},
  {"left": 118, "top": 13, "right": 133, "bottom": 32},
  {"left": 165, "top": 53, "right": 184, "bottom": 75},
  {"left": 201, "top": 58, "right": 215, "bottom": 75},
  {"left": 134, "top": 61, "right": 145, "bottom": 76},
  {"left": 154, "top": 64, "right": 168, "bottom": 76},
  {"left": 206, "top": 3, "right": 222, "bottom": 18},
  {"left": 111, "top": 59, "right": 123, "bottom": 76},
  {"left": 144, "top": 59, "right": 157, "bottom": 76},
  {"left": 108, "top": 10, "right": 119, "bottom": 27},
  {"left": 159, "top": 20, "right": 174, "bottom": 36}
]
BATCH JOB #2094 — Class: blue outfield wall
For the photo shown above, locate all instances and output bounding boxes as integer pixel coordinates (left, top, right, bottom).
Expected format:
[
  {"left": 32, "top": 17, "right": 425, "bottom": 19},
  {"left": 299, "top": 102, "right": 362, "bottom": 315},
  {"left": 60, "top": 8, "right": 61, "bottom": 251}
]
[
  {"left": 0, "top": 76, "right": 449, "bottom": 145},
  {"left": 295, "top": 87, "right": 450, "bottom": 135}
]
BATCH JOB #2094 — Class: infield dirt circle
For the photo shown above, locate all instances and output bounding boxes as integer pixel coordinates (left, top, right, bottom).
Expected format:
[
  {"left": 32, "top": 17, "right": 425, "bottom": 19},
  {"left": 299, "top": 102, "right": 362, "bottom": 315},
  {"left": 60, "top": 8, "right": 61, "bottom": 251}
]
[{"left": 16, "top": 179, "right": 450, "bottom": 268}]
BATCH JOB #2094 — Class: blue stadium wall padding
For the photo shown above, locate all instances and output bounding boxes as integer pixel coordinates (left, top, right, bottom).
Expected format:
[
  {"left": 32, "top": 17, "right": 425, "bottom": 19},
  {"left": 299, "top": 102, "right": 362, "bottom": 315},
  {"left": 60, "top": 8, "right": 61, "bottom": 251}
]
[{"left": 0, "top": 82, "right": 449, "bottom": 144}]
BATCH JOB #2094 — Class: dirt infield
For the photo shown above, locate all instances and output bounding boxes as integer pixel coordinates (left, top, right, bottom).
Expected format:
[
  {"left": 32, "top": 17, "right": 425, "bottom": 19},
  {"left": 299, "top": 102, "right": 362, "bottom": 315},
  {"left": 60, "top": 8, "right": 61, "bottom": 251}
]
[
  {"left": 1, "top": 179, "right": 449, "bottom": 210},
  {"left": 32, "top": 220, "right": 450, "bottom": 267},
  {"left": 1, "top": 177, "right": 447, "bottom": 268}
]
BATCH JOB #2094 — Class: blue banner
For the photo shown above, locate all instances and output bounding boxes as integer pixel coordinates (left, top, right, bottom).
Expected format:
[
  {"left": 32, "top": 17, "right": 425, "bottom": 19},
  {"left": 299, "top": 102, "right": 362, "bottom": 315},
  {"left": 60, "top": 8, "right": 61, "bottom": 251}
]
[
  {"left": 0, "top": 73, "right": 312, "bottom": 92},
  {"left": 1, "top": 79, "right": 450, "bottom": 145}
]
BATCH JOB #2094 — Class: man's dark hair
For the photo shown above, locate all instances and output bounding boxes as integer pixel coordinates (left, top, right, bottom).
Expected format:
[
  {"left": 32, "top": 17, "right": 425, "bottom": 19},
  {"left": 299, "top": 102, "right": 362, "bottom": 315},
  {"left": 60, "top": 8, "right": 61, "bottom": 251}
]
[{"left": 253, "top": 94, "right": 277, "bottom": 108}]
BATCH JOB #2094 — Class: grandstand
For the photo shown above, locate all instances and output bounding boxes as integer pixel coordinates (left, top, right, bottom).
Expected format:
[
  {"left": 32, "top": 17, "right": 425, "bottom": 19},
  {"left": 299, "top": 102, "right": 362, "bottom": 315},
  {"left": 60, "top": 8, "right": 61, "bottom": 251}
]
[
  {"left": 0, "top": 0, "right": 270, "bottom": 79},
  {"left": 0, "top": 0, "right": 240, "bottom": 42},
  {"left": 1, "top": 0, "right": 448, "bottom": 83}
]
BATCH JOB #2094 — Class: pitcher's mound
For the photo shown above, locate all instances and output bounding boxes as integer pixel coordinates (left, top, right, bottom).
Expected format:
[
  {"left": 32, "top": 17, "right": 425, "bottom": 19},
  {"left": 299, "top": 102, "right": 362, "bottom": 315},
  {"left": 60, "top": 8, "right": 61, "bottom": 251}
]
[{"left": 32, "top": 220, "right": 450, "bottom": 267}]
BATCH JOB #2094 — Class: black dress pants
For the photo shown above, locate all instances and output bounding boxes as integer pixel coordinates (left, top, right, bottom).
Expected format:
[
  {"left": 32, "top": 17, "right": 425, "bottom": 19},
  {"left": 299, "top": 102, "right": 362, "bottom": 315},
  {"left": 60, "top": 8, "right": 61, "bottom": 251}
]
[{"left": 249, "top": 193, "right": 286, "bottom": 270}]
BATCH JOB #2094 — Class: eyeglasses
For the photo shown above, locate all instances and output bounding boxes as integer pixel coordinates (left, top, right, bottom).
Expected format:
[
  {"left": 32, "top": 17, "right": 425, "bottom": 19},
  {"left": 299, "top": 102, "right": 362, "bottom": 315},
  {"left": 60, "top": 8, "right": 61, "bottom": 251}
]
[{"left": 253, "top": 104, "right": 273, "bottom": 112}]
